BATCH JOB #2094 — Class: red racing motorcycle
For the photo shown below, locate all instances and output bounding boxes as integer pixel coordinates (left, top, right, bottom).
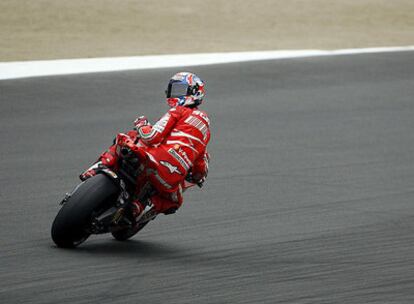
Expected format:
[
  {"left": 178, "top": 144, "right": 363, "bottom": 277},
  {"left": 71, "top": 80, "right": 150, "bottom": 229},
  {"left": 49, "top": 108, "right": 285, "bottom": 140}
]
[{"left": 51, "top": 133, "right": 201, "bottom": 248}]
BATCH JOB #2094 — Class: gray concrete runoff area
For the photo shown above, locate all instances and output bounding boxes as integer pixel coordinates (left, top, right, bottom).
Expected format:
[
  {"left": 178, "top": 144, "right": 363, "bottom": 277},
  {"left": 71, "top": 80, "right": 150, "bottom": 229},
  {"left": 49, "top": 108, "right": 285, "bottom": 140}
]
[{"left": 0, "top": 51, "right": 414, "bottom": 303}]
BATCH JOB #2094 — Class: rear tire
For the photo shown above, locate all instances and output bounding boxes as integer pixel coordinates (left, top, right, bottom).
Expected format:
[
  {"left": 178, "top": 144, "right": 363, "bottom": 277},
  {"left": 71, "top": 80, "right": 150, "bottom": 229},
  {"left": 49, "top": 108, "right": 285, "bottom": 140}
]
[{"left": 51, "top": 174, "right": 119, "bottom": 248}]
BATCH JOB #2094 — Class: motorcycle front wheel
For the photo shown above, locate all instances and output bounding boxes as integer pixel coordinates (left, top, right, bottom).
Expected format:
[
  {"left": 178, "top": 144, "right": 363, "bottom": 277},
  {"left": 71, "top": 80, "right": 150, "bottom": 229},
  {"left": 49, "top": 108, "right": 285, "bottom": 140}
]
[{"left": 51, "top": 174, "right": 119, "bottom": 248}]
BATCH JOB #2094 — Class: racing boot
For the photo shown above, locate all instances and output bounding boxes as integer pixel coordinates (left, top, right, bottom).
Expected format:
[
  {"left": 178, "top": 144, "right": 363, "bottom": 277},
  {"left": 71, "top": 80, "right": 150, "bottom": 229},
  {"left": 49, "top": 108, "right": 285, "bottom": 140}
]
[
  {"left": 130, "top": 199, "right": 158, "bottom": 224},
  {"left": 130, "top": 200, "right": 145, "bottom": 221}
]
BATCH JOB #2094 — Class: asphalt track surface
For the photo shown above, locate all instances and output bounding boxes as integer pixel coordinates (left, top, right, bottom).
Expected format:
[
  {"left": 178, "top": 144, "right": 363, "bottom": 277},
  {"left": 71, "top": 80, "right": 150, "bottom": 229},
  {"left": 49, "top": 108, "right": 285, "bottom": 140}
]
[{"left": 1, "top": 52, "right": 414, "bottom": 303}]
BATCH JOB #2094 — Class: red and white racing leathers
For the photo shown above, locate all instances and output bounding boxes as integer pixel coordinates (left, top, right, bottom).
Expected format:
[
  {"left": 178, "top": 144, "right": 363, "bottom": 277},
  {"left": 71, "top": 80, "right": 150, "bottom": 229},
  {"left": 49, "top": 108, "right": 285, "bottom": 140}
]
[{"left": 101, "top": 106, "right": 210, "bottom": 214}]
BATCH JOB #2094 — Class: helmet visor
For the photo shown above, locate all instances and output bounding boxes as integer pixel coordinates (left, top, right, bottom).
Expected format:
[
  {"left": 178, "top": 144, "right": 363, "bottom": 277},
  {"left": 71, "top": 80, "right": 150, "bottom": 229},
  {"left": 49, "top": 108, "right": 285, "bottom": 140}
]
[{"left": 167, "top": 82, "right": 189, "bottom": 98}]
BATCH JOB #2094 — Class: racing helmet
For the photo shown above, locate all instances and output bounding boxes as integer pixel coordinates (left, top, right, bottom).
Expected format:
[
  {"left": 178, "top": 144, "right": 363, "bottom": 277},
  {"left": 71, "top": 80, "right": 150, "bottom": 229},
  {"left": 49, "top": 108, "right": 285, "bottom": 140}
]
[{"left": 165, "top": 72, "right": 205, "bottom": 108}]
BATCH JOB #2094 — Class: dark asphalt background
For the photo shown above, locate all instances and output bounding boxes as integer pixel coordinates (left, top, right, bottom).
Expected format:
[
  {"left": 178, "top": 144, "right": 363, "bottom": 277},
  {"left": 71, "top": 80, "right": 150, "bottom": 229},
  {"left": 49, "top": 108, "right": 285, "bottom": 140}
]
[{"left": 1, "top": 52, "right": 414, "bottom": 303}]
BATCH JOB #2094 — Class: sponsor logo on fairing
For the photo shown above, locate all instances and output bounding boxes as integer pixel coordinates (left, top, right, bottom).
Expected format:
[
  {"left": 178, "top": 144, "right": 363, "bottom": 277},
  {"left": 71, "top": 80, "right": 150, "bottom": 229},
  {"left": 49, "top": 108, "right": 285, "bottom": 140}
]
[
  {"left": 160, "top": 160, "right": 182, "bottom": 175},
  {"left": 168, "top": 148, "right": 190, "bottom": 171},
  {"left": 178, "top": 147, "right": 192, "bottom": 165}
]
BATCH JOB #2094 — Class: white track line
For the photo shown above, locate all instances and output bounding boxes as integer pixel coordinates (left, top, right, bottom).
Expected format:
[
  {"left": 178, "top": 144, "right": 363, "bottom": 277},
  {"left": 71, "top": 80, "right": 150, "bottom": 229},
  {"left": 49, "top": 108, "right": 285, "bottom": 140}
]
[{"left": 1, "top": 46, "right": 414, "bottom": 80}]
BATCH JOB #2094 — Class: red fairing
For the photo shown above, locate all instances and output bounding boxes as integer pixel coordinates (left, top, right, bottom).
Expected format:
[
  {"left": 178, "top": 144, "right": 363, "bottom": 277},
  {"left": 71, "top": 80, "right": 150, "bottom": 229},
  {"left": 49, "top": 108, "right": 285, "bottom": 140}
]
[
  {"left": 150, "top": 185, "right": 184, "bottom": 214},
  {"left": 100, "top": 149, "right": 117, "bottom": 167},
  {"left": 97, "top": 106, "right": 210, "bottom": 214}
]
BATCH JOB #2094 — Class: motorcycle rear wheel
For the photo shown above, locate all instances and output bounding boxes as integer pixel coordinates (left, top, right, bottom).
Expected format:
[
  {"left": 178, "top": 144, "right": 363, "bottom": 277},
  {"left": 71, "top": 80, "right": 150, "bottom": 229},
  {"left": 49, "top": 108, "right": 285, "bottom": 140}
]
[{"left": 51, "top": 174, "right": 119, "bottom": 248}]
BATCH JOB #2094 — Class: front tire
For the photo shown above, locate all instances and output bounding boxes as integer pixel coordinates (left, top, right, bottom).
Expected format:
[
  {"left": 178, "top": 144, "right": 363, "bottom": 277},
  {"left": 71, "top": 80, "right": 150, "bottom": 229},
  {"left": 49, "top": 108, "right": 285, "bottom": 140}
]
[{"left": 51, "top": 174, "right": 119, "bottom": 248}]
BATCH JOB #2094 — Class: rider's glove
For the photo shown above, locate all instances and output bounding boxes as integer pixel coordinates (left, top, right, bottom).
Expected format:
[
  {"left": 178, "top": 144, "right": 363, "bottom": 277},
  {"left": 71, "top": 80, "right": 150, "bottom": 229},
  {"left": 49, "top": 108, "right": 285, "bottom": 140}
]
[
  {"left": 193, "top": 174, "right": 206, "bottom": 185},
  {"left": 185, "top": 172, "right": 206, "bottom": 188},
  {"left": 134, "top": 116, "right": 149, "bottom": 130}
]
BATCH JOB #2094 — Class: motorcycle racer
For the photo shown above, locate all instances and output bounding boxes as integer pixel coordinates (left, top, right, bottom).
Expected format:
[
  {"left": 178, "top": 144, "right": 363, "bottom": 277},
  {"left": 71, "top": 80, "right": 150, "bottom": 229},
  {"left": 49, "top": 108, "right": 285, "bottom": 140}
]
[{"left": 81, "top": 72, "right": 210, "bottom": 219}]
